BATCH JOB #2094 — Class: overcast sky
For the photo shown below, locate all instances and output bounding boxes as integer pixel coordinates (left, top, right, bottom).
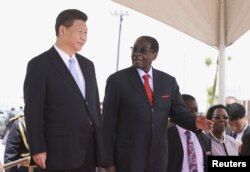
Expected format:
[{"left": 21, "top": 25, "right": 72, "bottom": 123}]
[{"left": 1, "top": 0, "right": 250, "bottom": 112}]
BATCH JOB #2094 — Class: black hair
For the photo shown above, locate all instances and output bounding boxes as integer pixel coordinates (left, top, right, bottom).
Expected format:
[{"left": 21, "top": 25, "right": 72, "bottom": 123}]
[
  {"left": 55, "top": 9, "right": 88, "bottom": 36},
  {"left": 182, "top": 94, "right": 196, "bottom": 102},
  {"left": 226, "top": 103, "right": 246, "bottom": 121},
  {"left": 206, "top": 104, "right": 230, "bottom": 120},
  {"left": 138, "top": 36, "right": 159, "bottom": 52}
]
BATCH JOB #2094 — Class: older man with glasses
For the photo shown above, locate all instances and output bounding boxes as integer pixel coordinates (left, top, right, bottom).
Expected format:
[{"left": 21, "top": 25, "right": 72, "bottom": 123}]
[{"left": 101, "top": 36, "right": 214, "bottom": 172}]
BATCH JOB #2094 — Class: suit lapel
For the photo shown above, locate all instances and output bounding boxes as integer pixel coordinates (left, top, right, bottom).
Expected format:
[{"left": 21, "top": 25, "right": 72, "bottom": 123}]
[
  {"left": 243, "top": 125, "right": 250, "bottom": 139},
  {"left": 49, "top": 47, "right": 84, "bottom": 99},
  {"left": 196, "top": 133, "right": 208, "bottom": 156},
  {"left": 170, "top": 126, "right": 183, "bottom": 159},
  {"left": 152, "top": 69, "right": 161, "bottom": 106},
  {"left": 76, "top": 55, "right": 99, "bottom": 125},
  {"left": 76, "top": 55, "right": 88, "bottom": 98},
  {"left": 127, "top": 67, "right": 150, "bottom": 105},
  {"left": 127, "top": 67, "right": 164, "bottom": 106},
  {"left": 48, "top": 47, "right": 97, "bottom": 124}
]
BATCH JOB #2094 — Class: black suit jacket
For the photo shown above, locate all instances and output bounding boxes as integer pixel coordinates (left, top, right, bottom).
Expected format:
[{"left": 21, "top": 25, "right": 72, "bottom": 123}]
[
  {"left": 102, "top": 66, "right": 197, "bottom": 172},
  {"left": 241, "top": 132, "right": 250, "bottom": 155},
  {"left": 167, "top": 125, "right": 211, "bottom": 172},
  {"left": 24, "top": 47, "right": 104, "bottom": 169},
  {"left": 238, "top": 125, "right": 250, "bottom": 151},
  {"left": 242, "top": 125, "right": 250, "bottom": 138}
]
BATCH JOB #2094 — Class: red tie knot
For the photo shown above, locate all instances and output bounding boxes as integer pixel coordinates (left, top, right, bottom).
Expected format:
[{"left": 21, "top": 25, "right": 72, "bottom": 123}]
[{"left": 143, "top": 74, "right": 150, "bottom": 80}]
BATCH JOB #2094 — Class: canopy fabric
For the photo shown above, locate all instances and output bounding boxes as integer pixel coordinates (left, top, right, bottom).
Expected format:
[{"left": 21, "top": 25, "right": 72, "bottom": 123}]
[
  {"left": 112, "top": 0, "right": 250, "bottom": 104},
  {"left": 112, "top": 0, "right": 250, "bottom": 48}
]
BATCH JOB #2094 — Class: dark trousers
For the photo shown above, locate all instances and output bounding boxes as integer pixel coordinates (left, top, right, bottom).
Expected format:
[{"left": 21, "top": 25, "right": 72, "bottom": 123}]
[{"left": 42, "top": 133, "right": 95, "bottom": 172}]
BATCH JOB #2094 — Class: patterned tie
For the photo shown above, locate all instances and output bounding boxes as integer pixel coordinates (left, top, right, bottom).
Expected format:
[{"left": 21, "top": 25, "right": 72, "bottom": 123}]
[
  {"left": 68, "top": 58, "right": 83, "bottom": 95},
  {"left": 185, "top": 130, "right": 198, "bottom": 172},
  {"left": 143, "top": 74, "right": 154, "bottom": 105},
  {"left": 232, "top": 132, "right": 237, "bottom": 139}
]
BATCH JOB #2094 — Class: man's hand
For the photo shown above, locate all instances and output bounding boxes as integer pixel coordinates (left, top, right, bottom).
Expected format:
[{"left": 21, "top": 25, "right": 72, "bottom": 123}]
[
  {"left": 196, "top": 115, "right": 214, "bottom": 133},
  {"left": 236, "top": 140, "right": 242, "bottom": 154},
  {"left": 105, "top": 165, "right": 116, "bottom": 172},
  {"left": 0, "top": 160, "right": 3, "bottom": 172},
  {"left": 32, "top": 152, "right": 47, "bottom": 169}
]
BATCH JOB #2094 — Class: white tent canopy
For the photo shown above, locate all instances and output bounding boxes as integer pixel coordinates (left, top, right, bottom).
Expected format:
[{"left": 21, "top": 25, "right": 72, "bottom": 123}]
[{"left": 112, "top": 0, "right": 250, "bottom": 104}]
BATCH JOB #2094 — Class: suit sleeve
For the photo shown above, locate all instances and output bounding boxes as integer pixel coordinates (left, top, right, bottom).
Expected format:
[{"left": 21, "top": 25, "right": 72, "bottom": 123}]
[
  {"left": 169, "top": 78, "right": 197, "bottom": 132},
  {"left": 102, "top": 75, "right": 120, "bottom": 167},
  {"left": 4, "top": 120, "right": 23, "bottom": 172},
  {"left": 24, "top": 60, "right": 46, "bottom": 155}
]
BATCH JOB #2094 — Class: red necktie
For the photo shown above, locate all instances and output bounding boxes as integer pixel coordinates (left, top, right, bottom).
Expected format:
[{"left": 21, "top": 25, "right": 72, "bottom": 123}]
[
  {"left": 185, "top": 130, "right": 198, "bottom": 172},
  {"left": 143, "top": 74, "right": 154, "bottom": 105}
]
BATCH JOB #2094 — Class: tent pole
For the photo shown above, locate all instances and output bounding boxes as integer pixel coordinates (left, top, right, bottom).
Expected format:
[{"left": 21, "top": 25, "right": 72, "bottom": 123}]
[
  {"left": 218, "top": 0, "right": 226, "bottom": 104},
  {"left": 112, "top": 11, "right": 128, "bottom": 72}
]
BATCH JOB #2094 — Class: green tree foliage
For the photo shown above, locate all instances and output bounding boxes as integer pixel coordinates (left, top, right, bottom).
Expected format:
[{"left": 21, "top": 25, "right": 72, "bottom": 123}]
[
  {"left": 207, "top": 86, "right": 218, "bottom": 106},
  {"left": 205, "top": 56, "right": 212, "bottom": 67},
  {"left": 204, "top": 56, "right": 232, "bottom": 107}
]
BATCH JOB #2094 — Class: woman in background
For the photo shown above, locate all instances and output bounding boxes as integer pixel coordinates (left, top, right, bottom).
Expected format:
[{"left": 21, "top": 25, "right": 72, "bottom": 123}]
[{"left": 206, "top": 104, "right": 238, "bottom": 156}]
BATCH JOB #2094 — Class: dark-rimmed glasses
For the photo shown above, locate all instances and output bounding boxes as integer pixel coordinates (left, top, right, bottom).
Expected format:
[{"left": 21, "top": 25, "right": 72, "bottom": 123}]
[
  {"left": 130, "top": 47, "right": 153, "bottom": 55},
  {"left": 212, "top": 116, "right": 229, "bottom": 120}
]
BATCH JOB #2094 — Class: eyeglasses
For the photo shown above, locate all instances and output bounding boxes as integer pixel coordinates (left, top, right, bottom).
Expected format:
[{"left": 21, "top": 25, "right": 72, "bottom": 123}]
[
  {"left": 212, "top": 116, "right": 229, "bottom": 120},
  {"left": 130, "top": 47, "right": 153, "bottom": 54}
]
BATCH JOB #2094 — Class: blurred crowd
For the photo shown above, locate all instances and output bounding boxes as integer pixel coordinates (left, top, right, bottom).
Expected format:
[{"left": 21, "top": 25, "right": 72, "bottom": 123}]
[
  {"left": 0, "top": 106, "right": 23, "bottom": 140},
  {"left": 0, "top": 95, "right": 250, "bottom": 172}
]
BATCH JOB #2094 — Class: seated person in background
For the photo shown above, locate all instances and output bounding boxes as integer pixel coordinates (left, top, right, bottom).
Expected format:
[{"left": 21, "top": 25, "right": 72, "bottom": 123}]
[
  {"left": 167, "top": 94, "right": 211, "bottom": 172},
  {"left": 226, "top": 103, "right": 250, "bottom": 154},
  {"left": 4, "top": 115, "right": 39, "bottom": 172},
  {"left": 206, "top": 104, "right": 238, "bottom": 156}
]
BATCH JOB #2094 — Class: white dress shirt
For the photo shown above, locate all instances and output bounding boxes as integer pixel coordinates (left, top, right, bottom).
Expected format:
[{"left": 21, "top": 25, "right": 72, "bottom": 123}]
[
  {"left": 137, "top": 67, "right": 153, "bottom": 91},
  {"left": 54, "top": 45, "right": 86, "bottom": 97},
  {"left": 176, "top": 125, "right": 204, "bottom": 172}
]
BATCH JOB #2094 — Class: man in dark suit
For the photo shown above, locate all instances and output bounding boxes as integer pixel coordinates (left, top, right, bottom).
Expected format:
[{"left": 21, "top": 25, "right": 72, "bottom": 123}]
[
  {"left": 227, "top": 103, "right": 250, "bottom": 154},
  {"left": 224, "top": 96, "right": 238, "bottom": 135},
  {"left": 101, "top": 36, "right": 213, "bottom": 172},
  {"left": 23, "top": 9, "right": 104, "bottom": 172},
  {"left": 167, "top": 94, "right": 211, "bottom": 172}
]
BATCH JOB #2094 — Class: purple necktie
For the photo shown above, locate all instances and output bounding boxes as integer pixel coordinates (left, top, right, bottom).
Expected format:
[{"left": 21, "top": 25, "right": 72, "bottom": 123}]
[
  {"left": 185, "top": 130, "right": 198, "bottom": 172},
  {"left": 232, "top": 132, "right": 237, "bottom": 139}
]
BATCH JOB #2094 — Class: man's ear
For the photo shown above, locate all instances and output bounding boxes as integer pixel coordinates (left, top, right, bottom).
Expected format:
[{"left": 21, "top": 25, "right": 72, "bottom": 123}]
[
  {"left": 152, "top": 52, "right": 158, "bottom": 60},
  {"left": 58, "top": 25, "right": 65, "bottom": 36}
]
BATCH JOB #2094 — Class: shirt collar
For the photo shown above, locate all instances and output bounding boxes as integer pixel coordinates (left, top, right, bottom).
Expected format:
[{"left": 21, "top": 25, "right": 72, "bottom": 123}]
[
  {"left": 237, "top": 122, "right": 249, "bottom": 137},
  {"left": 137, "top": 67, "right": 153, "bottom": 79},
  {"left": 176, "top": 125, "right": 193, "bottom": 136},
  {"left": 54, "top": 45, "right": 76, "bottom": 65}
]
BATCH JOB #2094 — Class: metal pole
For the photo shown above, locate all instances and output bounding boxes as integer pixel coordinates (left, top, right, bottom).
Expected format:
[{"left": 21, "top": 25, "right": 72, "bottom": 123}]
[
  {"left": 1, "top": 156, "right": 31, "bottom": 170},
  {"left": 112, "top": 11, "right": 128, "bottom": 71},
  {"left": 116, "top": 14, "right": 123, "bottom": 71},
  {"left": 218, "top": 0, "right": 226, "bottom": 104}
]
